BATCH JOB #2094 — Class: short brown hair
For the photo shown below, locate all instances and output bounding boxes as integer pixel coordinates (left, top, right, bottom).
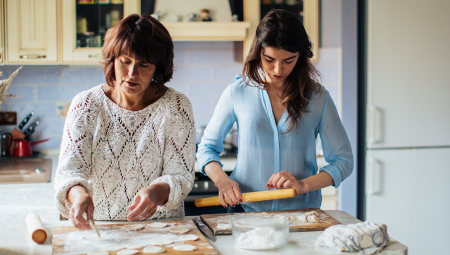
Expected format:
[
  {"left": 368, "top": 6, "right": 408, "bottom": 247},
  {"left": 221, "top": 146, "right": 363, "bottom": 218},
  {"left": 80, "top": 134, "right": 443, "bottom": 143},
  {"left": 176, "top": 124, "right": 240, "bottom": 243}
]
[
  {"left": 101, "top": 14, "right": 174, "bottom": 91},
  {"left": 243, "top": 9, "right": 321, "bottom": 133}
]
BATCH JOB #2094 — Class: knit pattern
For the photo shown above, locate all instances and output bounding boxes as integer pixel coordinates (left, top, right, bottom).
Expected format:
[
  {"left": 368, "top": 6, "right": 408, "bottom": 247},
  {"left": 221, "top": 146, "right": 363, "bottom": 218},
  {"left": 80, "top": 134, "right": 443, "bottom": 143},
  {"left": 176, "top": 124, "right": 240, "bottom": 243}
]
[{"left": 54, "top": 85, "right": 196, "bottom": 220}]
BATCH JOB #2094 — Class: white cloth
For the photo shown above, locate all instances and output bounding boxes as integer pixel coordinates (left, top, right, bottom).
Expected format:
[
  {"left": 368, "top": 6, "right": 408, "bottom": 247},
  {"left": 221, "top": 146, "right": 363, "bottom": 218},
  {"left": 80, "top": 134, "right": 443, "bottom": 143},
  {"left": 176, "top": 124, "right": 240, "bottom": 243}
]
[
  {"left": 54, "top": 85, "right": 196, "bottom": 220},
  {"left": 316, "top": 221, "right": 390, "bottom": 254}
]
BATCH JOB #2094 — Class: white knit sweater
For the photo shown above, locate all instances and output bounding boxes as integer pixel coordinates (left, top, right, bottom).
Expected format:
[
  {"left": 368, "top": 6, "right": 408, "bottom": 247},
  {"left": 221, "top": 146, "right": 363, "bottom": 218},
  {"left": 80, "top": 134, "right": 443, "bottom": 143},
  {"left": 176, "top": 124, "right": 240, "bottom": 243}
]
[{"left": 54, "top": 85, "right": 196, "bottom": 221}]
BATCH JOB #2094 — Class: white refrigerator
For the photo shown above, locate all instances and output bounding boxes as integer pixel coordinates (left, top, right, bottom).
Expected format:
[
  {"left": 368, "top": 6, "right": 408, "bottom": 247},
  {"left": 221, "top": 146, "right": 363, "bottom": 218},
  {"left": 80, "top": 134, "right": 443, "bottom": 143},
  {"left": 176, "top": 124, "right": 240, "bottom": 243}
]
[{"left": 366, "top": 0, "right": 450, "bottom": 254}]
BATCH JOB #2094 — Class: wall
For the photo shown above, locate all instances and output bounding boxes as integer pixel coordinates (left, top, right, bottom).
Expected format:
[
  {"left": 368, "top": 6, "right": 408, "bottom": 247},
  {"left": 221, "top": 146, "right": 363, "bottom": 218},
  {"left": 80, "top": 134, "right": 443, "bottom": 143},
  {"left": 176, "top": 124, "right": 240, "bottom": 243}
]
[{"left": 1, "top": 43, "right": 340, "bottom": 153}]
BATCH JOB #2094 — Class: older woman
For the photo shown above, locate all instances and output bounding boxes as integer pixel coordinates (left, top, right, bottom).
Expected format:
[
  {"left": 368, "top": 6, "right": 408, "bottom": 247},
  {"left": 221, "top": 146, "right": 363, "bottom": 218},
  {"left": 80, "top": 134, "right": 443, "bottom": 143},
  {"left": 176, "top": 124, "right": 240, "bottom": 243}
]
[{"left": 54, "top": 14, "right": 196, "bottom": 230}]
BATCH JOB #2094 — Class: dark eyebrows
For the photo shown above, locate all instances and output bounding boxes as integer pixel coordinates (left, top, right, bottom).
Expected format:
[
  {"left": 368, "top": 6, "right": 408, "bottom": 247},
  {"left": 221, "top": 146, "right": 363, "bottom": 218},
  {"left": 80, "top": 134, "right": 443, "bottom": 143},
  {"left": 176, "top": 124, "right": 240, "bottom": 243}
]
[{"left": 262, "top": 53, "right": 298, "bottom": 61}]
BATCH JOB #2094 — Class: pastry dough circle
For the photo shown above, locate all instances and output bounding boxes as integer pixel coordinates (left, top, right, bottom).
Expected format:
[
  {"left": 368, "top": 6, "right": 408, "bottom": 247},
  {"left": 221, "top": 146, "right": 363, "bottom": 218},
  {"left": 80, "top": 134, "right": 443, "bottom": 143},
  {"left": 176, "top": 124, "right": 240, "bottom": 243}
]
[
  {"left": 87, "top": 252, "right": 109, "bottom": 255},
  {"left": 169, "top": 226, "right": 190, "bottom": 234},
  {"left": 148, "top": 222, "right": 168, "bottom": 228},
  {"left": 179, "top": 234, "right": 199, "bottom": 241},
  {"left": 117, "top": 250, "right": 140, "bottom": 255},
  {"left": 123, "top": 224, "right": 145, "bottom": 231},
  {"left": 142, "top": 245, "right": 166, "bottom": 253},
  {"left": 149, "top": 238, "right": 174, "bottom": 246},
  {"left": 173, "top": 244, "right": 197, "bottom": 251}
]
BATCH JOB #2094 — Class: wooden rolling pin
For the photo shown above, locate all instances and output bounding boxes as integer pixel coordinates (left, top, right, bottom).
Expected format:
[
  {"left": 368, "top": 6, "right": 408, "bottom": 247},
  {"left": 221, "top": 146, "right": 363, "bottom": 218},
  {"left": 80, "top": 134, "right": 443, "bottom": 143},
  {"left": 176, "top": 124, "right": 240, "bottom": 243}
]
[
  {"left": 194, "top": 189, "right": 296, "bottom": 207},
  {"left": 26, "top": 212, "right": 47, "bottom": 244}
]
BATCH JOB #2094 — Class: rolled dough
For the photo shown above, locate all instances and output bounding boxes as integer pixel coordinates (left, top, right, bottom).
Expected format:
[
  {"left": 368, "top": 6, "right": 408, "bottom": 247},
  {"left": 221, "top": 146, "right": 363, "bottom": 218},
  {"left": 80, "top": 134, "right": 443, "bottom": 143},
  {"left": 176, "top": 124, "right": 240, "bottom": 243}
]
[
  {"left": 117, "top": 249, "right": 140, "bottom": 255},
  {"left": 126, "top": 243, "right": 147, "bottom": 249},
  {"left": 104, "top": 245, "right": 126, "bottom": 251},
  {"left": 217, "top": 223, "right": 231, "bottom": 230},
  {"left": 143, "top": 245, "right": 166, "bottom": 253},
  {"left": 169, "top": 226, "right": 190, "bottom": 234},
  {"left": 123, "top": 224, "right": 145, "bottom": 231},
  {"left": 87, "top": 252, "right": 109, "bottom": 255},
  {"left": 148, "top": 222, "right": 168, "bottom": 228},
  {"left": 179, "top": 234, "right": 199, "bottom": 241},
  {"left": 173, "top": 244, "right": 197, "bottom": 251},
  {"left": 149, "top": 238, "right": 174, "bottom": 246}
]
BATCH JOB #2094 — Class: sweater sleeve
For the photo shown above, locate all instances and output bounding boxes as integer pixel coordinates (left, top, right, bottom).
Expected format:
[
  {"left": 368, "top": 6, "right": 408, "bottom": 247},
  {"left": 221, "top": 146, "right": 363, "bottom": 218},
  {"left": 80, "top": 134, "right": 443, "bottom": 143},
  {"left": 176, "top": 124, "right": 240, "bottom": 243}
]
[
  {"left": 318, "top": 92, "right": 354, "bottom": 188},
  {"left": 151, "top": 93, "right": 196, "bottom": 212},
  {"left": 53, "top": 93, "right": 95, "bottom": 218}
]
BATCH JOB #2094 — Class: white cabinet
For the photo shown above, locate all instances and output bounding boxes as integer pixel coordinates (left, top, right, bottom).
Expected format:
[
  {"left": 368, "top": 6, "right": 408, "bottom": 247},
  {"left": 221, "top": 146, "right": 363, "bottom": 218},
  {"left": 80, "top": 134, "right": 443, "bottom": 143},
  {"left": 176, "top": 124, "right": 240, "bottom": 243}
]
[
  {"left": 0, "top": 0, "right": 4, "bottom": 65},
  {"left": 5, "top": 0, "right": 58, "bottom": 64},
  {"left": 61, "top": 0, "right": 139, "bottom": 64}
]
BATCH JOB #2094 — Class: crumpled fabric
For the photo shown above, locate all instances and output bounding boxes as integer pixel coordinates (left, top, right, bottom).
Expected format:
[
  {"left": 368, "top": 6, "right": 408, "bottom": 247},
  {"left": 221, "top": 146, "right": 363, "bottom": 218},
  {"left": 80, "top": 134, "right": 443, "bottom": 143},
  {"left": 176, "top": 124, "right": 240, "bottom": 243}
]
[{"left": 315, "top": 221, "right": 390, "bottom": 255}]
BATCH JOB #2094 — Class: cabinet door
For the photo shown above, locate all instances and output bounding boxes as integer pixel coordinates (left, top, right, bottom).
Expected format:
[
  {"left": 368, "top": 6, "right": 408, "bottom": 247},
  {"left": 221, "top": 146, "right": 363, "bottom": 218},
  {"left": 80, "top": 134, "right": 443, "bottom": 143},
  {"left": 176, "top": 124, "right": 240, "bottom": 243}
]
[
  {"left": 5, "top": 0, "right": 58, "bottom": 64},
  {"left": 61, "top": 0, "right": 139, "bottom": 64}
]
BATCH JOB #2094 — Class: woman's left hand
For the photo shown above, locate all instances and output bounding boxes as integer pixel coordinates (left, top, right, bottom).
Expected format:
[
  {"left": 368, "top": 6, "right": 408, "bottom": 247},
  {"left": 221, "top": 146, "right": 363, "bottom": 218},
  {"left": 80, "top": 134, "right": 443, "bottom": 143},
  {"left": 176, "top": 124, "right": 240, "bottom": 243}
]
[
  {"left": 266, "top": 171, "right": 304, "bottom": 194},
  {"left": 126, "top": 183, "right": 170, "bottom": 221}
]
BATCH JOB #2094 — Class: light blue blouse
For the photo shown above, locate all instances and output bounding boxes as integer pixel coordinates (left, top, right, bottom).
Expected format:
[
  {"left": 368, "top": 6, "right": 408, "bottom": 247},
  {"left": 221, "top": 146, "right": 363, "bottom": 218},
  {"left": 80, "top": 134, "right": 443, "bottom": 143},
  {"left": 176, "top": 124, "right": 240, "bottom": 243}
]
[{"left": 196, "top": 75, "right": 353, "bottom": 212}]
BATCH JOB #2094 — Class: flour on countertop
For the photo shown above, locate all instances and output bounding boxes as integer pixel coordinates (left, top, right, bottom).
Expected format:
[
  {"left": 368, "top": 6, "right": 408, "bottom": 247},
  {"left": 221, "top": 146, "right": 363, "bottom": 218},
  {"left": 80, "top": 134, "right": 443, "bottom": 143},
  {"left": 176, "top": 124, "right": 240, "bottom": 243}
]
[{"left": 236, "top": 227, "right": 286, "bottom": 250}]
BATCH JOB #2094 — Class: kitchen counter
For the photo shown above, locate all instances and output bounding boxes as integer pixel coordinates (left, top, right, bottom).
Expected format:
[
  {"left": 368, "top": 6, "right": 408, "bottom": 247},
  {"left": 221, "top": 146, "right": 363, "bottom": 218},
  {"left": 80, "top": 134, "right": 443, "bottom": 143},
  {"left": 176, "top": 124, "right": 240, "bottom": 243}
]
[{"left": 0, "top": 155, "right": 407, "bottom": 254}]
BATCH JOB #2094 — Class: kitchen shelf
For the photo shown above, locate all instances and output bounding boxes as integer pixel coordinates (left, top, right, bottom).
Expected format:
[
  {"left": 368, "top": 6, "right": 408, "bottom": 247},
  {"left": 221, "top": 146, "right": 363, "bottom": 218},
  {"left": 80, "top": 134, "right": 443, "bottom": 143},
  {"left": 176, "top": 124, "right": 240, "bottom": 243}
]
[{"left": 162, "top": 22, "right": 250, "bottom": 41}]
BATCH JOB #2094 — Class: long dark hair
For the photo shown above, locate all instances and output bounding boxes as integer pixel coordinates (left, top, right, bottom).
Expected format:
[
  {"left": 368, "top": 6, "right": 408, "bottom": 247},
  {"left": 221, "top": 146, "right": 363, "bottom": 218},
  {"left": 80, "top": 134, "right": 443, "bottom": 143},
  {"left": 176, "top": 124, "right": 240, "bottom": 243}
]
[
  {"left": 243, "top": 9, "right": 322, "bottom": 133},
  {"left": 101, "top": 14, "right": 174, "bottom": 93}
]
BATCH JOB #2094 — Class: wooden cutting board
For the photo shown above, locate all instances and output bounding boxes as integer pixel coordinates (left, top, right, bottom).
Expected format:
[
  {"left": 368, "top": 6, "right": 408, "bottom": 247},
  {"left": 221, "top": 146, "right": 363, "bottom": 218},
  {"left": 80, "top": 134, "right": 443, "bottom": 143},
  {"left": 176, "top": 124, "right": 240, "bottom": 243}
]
[
  {"left": 200, "top": 208, "right": 340, "bottom": 235},
  {"left": 52, "top": 220, "right": 217, "bottom": 255}
]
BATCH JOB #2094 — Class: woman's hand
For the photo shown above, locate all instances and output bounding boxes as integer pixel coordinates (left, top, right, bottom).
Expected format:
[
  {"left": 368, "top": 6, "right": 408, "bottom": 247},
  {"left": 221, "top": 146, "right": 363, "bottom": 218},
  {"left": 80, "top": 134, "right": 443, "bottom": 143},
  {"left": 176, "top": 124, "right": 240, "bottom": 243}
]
[
  {"left": 67, "top": 185, "right": 95, "bottom": 230},
  {"left": 127, "top": 183, "right": 170, "bottom": 221},
  {"left": 216, "top": 178, "right": 242, "bottom": 209},
  {"left": 266, "top": 171, "right": 304, "bottom": 194}
]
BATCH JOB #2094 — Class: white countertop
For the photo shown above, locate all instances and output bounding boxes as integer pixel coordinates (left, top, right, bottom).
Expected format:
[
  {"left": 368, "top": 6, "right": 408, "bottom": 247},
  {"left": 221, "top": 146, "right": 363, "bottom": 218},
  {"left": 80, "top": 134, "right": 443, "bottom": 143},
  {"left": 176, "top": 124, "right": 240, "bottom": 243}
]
[{"left": 0, "top": 155, "right": 407, "bottom": 255}]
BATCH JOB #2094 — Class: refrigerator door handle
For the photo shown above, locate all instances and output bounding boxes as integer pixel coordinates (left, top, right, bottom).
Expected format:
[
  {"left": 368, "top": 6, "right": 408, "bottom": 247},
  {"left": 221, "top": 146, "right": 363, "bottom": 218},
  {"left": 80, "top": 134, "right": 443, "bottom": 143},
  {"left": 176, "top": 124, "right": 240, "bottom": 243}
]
[
  {"left": 368, "top": 105, "right": 382, "bottom": 144},
  {"left": 367, "top": 157, "right": 382, "bottom": 195}
]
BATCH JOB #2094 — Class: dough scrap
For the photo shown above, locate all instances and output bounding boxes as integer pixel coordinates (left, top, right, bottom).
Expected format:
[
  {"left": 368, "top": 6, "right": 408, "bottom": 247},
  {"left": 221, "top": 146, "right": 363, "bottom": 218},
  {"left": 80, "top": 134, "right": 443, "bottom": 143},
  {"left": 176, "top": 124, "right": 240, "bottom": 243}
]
[
  {"left": 305, "top": 211, "right": 319, "bottom": 217},
  {"left": 148, "top": 222, "right": 168, "bottom": 228},
  {"left": 149, "top": 238, "right": 174, "bottom": 246},
  {"left": 259, "top": 212, "right": 270, "bottom": 216},
  {"left": 173, "top": 244, "right": 197, "bottom": 251},
  {"left": 217, "top": 223, "right": 231, "bottom": 230},
  {"left": 123, "top": 224, "right": 146, "bottom": 231},
  {"left": 307, "top": 215, "right": 320, "bottom": 223},
  {"left": 295, "top": 215, "right": 308, "bottom": 223},
  {"left": 179, "top": 234, "right": 199, "bottom": 241},
  {"left": 143, "top": 245, "right": 166, "bottom": 253},
  {"left": 169, "top": 226, "right": 190, "bottom": 234},
  {"left": 87, "top": 252, "right": 109, "bottom": 255},
  {"left": 117, "top": 250, "right": 140, "bottom": 255},
  {"left": 104, "top": 245, "right": 126, "bottom": 251}
]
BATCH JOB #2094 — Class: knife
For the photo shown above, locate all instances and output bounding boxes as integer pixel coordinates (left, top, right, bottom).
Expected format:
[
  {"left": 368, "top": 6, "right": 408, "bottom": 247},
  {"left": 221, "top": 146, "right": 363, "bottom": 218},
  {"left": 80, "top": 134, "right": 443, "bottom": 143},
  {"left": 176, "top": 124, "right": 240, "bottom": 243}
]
[
  {"left": 18, "top": 111, "right": 34, "bottom": 130},
  {"left": 192, "top": 216, "right": 216, "bottom": 242},
  {"left": 23, "top": 121, "right": 39, "bottom": 140}
]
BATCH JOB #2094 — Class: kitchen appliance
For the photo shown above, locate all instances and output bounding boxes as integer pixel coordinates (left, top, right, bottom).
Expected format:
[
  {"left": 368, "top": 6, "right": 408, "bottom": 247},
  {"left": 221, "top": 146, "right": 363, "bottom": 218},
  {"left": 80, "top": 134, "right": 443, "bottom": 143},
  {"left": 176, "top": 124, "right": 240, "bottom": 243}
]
[
  {"left": 194, "top": 189, "right": 296, "bottom": 207},
  {"left": 0, "top": 132, "right": 13, "bottom": 156},
  {"left": 364, "top": 1, "right": 450, "bottom": 254},
  {"left": 184, "top": 172, "right": 231, "bottom": 216}
]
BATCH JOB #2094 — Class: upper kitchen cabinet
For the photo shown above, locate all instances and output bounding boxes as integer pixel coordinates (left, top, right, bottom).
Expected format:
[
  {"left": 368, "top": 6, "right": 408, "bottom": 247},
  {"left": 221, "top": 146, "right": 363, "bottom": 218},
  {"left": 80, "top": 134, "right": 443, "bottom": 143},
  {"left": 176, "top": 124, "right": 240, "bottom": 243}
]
[
  {"left": 61, "top": 0, "right": 139, "bottom": 64},
  {"left": 5, "top": 0, "right": 59, "bottom": 64},
  {"left": 260, "top": 0, "right": 319, "bottom": 62},
  {"left": 0, "top": 0, "right": 4, "bottom": 65}
]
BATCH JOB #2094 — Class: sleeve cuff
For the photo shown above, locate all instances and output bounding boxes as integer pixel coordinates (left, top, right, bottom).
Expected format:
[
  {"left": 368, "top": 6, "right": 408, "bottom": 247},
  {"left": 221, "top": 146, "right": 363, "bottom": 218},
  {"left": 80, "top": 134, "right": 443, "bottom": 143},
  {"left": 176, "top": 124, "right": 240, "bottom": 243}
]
[
  {"left": 150, "top": 175, "right": 179, "bottom": 212},
  {"left": 54, "top": 178, "right": 93, "bottom": 218},
  {"left": 319, "top": 165, "right": 342, "bottom": 188},
  {"left": 200, "top": 158, "right": 223, "bottom": 176}
]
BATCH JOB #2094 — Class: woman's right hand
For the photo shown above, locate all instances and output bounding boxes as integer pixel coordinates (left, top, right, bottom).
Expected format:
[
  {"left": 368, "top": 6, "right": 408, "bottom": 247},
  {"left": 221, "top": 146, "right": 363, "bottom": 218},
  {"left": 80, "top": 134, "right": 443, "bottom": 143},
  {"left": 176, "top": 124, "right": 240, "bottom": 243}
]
[
  {"left": 215, "top": 178, "right": 242, "bottom": 209},
  {"left": 67, "top": 185, "right": 95, "bottom": 230}
]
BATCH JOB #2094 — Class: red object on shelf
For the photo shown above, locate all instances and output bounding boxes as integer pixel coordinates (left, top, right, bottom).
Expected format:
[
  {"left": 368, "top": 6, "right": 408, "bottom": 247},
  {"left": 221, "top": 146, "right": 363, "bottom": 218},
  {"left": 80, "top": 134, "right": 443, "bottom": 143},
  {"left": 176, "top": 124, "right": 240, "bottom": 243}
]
[{"left": 13, "top": 139, "right": 33, "bottom": 157}]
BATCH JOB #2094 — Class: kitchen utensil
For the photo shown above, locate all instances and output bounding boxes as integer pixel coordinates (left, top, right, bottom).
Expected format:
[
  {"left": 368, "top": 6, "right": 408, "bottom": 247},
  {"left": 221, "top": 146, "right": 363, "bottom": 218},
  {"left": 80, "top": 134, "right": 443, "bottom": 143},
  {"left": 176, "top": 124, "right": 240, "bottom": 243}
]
[
  {"left": 12, "top": 138, "right": 50, "bottom": 157},
  {"left": 13, "top": 139, "right": 32, "bottom": 157},
  {"left": 23, "top": 121, "right": 39, "bottom": 140},
  {"left": 200, "top": 208, "right": 341, "bottom": 235},
  {"left": 192, "top": 216, "right": 216, "bottom": 242},
  {"left": 231, "top": 216, "right": 289, "bottom": 250},
  {"left": 194, "top": 188, "right": 296, "bottom": 207},
  {"left": 26, "top": 212, "right": 47, "bottom": 244},
  {"left": 0, "top": 132, "right": 13, "bottom": 156},
  {"left": 88, "top": 220, "right": 101, "bottom": 238},
  {"left": 17, "top": 111, "right": 34, "bottom": 130}
]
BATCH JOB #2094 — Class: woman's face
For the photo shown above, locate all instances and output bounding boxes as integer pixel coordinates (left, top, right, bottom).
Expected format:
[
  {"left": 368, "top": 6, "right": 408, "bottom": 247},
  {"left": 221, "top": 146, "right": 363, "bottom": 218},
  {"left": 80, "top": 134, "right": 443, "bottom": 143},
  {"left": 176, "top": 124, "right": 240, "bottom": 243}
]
[
  {"left": 114, "top": 54, "right": 156, "bottom": 96},
  {"left": 260, "top": 46, "right": 299, "bottom": 87}
]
